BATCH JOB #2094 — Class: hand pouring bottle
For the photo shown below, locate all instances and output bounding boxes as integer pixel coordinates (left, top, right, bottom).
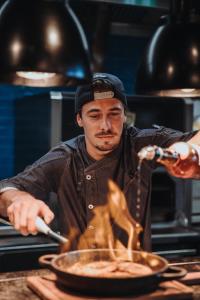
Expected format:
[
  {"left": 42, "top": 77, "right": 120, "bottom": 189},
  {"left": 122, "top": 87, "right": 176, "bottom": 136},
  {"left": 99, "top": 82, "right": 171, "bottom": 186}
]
[{"left": 138, "top": 141, "right": 200, "bottom": 179}]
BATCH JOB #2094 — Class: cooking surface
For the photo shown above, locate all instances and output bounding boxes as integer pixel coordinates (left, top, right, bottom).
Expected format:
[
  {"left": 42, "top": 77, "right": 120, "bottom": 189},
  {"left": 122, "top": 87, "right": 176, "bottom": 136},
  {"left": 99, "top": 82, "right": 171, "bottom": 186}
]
[
  {"left": 27, "top": 274, "right": 193, "bottom": 300},
  {"left": 1, "top": 257, "right": 200, "bottom": 300}
]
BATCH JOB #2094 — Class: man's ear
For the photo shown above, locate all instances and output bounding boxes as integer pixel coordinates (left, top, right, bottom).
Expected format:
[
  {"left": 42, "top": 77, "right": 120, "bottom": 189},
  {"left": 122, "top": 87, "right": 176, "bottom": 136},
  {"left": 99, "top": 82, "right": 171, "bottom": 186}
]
[{"left": 76, "top": 113, "right": 83, "bottom": 127}]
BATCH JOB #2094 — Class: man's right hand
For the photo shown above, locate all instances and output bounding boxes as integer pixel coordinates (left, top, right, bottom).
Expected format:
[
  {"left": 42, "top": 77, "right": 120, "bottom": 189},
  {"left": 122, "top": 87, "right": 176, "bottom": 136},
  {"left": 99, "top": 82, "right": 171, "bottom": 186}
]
[{"left": 0, "top": 189, "right": 54, "bottom": 236}]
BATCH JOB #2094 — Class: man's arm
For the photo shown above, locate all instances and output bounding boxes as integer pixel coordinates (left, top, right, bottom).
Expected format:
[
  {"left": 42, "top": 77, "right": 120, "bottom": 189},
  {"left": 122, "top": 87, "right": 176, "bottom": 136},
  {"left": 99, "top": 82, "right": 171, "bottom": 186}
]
[
  {"left": 0, "top": 189, "right": 54, "bottom": 235},
  {"left": 0, "top": 144, "right": 68, "bottom": 235},
  {"left": 168, "top": 130, "right": 200, "bottom": 160}
]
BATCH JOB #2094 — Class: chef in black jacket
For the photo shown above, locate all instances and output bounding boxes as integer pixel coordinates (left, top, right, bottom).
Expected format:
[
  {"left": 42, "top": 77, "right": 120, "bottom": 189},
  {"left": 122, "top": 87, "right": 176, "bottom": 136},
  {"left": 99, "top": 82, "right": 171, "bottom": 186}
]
[{"left": 0, "top": 73, "right": 199, "bottom": 251}]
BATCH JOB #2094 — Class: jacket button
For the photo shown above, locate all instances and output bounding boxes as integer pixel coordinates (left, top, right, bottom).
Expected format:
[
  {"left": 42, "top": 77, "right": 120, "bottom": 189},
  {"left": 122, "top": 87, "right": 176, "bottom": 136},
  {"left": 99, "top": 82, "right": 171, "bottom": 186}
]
[
  {"left": 86, "top": 174, "right": 92, "bottom": 180},
  {"left": 88, "top": 225, "right": 95, "bottom": 230},
  {"left": 88, "top": 204, "right": 94, "bottom": 209}
]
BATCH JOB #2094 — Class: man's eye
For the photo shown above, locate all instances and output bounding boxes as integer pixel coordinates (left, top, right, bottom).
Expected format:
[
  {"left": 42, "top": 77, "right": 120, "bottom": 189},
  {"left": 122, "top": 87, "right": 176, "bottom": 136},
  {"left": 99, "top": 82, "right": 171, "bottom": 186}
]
[
  {"left": 89, "top": 115, "right": 98, "bottom": 119},
  {"left": 110, "top": 112, "right": 121, "bottom": 117}
]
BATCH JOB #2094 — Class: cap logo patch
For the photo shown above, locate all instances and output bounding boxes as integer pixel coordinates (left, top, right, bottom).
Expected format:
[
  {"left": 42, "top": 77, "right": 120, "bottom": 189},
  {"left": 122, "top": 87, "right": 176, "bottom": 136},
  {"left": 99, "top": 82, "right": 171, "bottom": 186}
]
[
  {"left": 93, "top": 73, "right": 107, "bottom": 79},
  {"left": 94, "top": 91, "right": 114, "bottom": 100}
]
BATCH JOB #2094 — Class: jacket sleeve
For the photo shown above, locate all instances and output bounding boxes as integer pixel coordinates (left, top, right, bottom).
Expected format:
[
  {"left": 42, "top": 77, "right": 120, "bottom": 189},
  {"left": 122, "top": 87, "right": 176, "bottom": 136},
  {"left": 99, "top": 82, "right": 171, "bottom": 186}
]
[
  {"left": 0, "top": 144, "right": 69, "bottom": 200},
  {"left": 131, "top": 125, "right": 198, "bottom": 152},
  {"left": 129, "top": 126, "right": 198, "bottom": 170}
]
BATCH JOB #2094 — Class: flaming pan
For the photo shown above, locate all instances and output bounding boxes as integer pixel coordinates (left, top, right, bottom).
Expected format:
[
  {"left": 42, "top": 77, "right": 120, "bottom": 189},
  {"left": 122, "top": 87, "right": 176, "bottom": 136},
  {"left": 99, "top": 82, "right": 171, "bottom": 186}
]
[{"left": 39, "top": 249, "right": 186, "bottom": 296}]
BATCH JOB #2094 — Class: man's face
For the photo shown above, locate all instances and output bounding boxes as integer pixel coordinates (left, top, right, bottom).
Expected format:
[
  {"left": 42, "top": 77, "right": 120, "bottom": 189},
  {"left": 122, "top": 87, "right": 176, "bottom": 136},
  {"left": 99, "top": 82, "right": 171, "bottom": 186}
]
[{"left": 76, "top": 98, "right": 126, "bottom": 160}]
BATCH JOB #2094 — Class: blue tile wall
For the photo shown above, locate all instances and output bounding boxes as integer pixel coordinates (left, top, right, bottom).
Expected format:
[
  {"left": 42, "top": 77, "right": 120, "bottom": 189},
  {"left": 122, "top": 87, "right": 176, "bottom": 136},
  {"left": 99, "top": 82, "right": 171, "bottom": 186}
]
[
  {"left": 0, "top": 35, "right": 147, "bottom": 179},
  {"left": 14, "top": 92, "right": 51, "bottom": 174},
  {"left": 0, "top": 95, "right": 14, "bottom": 178},
  {"left": 104, "top": 35, "right": 148, "bottom": 93},
  {"left": 0, "top": 85, "right": 69, "bottom": 179}
]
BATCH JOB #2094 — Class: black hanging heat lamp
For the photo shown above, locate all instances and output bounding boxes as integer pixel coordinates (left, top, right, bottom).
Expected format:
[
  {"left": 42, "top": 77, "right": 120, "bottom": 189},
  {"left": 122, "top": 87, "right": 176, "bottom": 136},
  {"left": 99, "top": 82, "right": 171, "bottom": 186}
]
[
  {"left": 136, "top": 0, "right": 200, "bottom": 97},
  {"left": 0, "top": 0, "right": 91, "bottom": 87}
]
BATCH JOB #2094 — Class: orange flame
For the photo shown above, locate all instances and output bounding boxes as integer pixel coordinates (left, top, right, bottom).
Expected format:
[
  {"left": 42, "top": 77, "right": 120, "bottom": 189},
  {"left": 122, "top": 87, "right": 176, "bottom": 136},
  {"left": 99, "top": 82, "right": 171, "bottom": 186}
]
[{"left": 76, "top": 179, "right": 143, "bottom": 260}]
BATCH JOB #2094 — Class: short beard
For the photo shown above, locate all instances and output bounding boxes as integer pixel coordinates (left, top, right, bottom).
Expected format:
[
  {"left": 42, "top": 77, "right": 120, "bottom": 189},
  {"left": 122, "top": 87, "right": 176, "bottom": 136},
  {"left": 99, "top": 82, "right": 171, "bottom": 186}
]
[{"left": 95, "top": 142, "right": 118, "bottom": 152}]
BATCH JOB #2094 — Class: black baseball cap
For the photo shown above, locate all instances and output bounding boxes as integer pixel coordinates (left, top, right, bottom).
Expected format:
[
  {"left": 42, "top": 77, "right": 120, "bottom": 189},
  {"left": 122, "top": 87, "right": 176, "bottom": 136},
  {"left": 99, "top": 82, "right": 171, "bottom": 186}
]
[{"left": 75, "top": 73, "right": 127, "bottom": 113}]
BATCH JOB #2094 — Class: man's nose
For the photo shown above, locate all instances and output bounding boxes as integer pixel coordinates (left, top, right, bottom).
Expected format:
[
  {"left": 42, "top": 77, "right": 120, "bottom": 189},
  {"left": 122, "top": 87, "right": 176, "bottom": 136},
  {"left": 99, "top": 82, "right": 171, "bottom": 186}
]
[{"left": 100, "top": 117, "right": 111, "bottom": 130}]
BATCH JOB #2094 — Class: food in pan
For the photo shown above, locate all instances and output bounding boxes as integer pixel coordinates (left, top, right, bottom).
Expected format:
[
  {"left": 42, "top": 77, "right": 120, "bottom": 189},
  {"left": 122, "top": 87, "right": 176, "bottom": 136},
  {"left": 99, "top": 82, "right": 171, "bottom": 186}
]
[{"left": 66, "top": 260, "right": 152, "bottom": 278}]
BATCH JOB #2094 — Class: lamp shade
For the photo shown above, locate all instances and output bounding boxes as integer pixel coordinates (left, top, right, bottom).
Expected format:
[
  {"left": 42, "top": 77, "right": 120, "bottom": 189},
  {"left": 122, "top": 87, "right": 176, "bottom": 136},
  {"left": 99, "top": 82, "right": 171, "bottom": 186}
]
[
  {"left": 0, "top": 0, "right": 92, "bottom": 87},
  {"left": 136, "top": 3, "right": 200, "bottom": 97}
]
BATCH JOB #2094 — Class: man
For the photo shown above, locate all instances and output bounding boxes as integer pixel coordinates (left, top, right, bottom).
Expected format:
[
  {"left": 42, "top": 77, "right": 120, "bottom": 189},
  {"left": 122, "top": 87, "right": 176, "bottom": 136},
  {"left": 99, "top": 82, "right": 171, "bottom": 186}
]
[{"left": 0, "top": 72, "right": 200, "bottom": 251}]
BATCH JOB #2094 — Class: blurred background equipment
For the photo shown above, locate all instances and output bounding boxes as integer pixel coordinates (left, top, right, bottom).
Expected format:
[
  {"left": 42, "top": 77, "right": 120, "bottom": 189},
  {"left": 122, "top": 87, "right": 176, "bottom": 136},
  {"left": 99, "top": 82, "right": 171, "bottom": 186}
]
[
  {"left": 0, "top": 0, "right": 91, "bottom": 87},
  {"left": 136, "top": 0, "right": 200, "bottom": 97}
]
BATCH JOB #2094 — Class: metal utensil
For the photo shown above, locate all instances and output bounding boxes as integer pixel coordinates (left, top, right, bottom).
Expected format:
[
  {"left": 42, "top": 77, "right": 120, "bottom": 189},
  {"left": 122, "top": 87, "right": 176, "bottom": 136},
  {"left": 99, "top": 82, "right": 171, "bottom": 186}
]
[{"left": 0, "top": 216, "right": 69, "bottom": 244}]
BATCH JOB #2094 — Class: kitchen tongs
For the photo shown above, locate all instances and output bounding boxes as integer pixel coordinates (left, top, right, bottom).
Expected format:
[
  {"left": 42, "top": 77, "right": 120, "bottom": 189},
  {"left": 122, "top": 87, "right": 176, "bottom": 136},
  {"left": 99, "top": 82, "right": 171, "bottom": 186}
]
[{"left": 0, "top": 216, "right": 69, "bottom": 244}]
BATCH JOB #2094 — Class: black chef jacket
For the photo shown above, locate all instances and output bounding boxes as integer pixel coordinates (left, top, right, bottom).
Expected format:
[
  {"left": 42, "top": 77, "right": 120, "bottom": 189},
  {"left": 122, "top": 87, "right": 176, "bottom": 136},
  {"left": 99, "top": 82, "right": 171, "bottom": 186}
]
[{"left": 0, "top": 126, "right": 196, "bottom": 251}]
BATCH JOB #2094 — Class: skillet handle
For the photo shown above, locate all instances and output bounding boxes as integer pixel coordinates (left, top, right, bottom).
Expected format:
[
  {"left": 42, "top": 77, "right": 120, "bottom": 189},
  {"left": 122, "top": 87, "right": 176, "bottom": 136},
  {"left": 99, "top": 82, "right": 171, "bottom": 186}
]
[
  {"left": 39, "top": 254, "right": 57, "bottom": 269},
  {"left": 158, "top": 266, "right": 187, "bottom": 282}
]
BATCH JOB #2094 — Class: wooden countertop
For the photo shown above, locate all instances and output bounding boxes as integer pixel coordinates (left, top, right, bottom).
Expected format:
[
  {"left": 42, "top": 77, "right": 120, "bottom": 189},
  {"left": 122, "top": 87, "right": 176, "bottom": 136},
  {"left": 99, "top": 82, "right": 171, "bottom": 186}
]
[{"left": 0, "top": 269, "right": 49, "bottom": 300}]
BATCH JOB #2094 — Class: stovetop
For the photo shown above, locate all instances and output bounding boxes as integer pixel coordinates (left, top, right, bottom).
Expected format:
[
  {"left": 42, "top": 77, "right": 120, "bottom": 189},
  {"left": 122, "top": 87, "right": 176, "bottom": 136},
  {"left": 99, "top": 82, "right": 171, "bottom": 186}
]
[
  {"left": 152, "top": 225, "right": 200, "bottom": 258},
  {"left": 0, "top": 226, "right": 58, "bottom": 254}
]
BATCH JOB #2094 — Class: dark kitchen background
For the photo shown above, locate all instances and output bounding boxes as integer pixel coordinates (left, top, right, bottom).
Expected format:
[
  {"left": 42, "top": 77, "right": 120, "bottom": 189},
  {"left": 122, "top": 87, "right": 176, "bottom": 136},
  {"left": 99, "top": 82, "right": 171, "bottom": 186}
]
[{"left": 1, "top": 0, "right": 200, "bottom": 271}]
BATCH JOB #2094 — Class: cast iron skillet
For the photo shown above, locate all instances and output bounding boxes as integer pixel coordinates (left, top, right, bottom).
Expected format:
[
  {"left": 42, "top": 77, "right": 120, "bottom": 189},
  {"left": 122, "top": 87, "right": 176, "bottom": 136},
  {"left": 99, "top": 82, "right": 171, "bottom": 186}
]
[{"left": 39, "top": 249, "right": 186, "bottom": 296}]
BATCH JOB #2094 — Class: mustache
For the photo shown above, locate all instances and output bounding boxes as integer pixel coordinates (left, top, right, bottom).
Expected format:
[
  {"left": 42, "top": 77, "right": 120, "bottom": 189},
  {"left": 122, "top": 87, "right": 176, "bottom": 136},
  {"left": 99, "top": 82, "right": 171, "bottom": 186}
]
[{"left": 95, "top": 131, "right": 116, "bottom": 137}]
